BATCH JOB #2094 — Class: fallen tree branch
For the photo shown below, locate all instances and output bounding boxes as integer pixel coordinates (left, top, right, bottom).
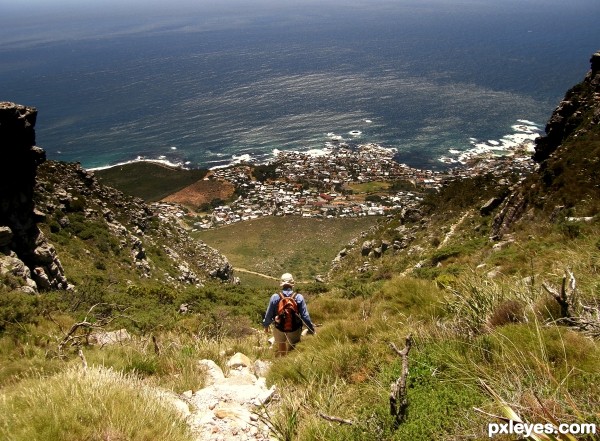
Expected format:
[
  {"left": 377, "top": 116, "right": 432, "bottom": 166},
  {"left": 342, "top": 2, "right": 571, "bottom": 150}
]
[
  {"left": 389, "top": 334, "right": 413, "bottom": 427},
  {"left": 542, "top": 270, "right": 576, "bottom": 321},
  {"left": 57, "top": 303, "right": 127, "bottom": 356},
  {"left": 318, "top": 412, "right": 354, "bottom": 425}
]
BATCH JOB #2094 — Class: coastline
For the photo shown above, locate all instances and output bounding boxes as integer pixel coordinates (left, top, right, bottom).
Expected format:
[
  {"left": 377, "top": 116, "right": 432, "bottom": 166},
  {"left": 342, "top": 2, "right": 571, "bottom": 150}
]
[{"left": 85, "top": 119, "right": 542, "bottom": 174}]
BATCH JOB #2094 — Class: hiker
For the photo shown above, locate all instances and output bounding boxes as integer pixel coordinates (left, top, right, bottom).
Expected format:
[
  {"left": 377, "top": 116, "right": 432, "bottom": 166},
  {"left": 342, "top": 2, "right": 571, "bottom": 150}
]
[{"left": 262, "top": 273, "right": 315, "bottom": 356}]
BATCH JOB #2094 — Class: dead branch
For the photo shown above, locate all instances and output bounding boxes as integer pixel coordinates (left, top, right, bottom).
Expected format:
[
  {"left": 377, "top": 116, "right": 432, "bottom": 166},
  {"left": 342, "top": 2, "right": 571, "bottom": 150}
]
[
  {"left": 152, "top": 334, "right": 161, "bottom": 356},
  {"left": 78, "top": 347, "right": 88, "bottom": 371},
  {"left": 542, "top": 270, "right": 577, "bottom": 320},
  {"left": 318, "top": 412, "right": 354, "bottom": 425},
  {"left": 58, "top": 320, "right": 95, "bottom": 356},
  {"left": 389, "top": 334, "right": 413, "bottom": 427},
  {"left": 57, "top": 303, "right": 127, "bottom": 356}
]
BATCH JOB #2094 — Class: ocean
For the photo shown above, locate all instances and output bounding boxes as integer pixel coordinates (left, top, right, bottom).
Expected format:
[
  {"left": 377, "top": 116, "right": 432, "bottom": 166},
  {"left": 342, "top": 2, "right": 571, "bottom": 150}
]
[{"left": 1, "top": 0, "right": 599, "bottom": 170}]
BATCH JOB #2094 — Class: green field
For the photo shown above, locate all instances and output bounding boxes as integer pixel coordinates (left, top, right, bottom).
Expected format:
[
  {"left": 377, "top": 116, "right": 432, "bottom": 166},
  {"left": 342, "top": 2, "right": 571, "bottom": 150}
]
[
  {"left": 95, "top": 162, "right": 208, "bottom": 201},
  {"left": 195, "top": 216, "right": 378, "bottom": 281},
  {"left": 347, "top": 180, "right": 392, "bottom": 194}
]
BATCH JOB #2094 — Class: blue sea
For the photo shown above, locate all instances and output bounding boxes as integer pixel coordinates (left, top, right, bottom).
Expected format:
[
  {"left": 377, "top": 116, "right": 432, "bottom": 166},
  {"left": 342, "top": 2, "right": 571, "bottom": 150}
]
[{"left": 1, "top": 0, "right": 599, "bottom": 170}]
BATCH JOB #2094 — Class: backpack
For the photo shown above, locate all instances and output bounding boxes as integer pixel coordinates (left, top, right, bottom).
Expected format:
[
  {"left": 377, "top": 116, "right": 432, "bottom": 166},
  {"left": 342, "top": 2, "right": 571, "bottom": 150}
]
[{"left": 274, "top": 292, "right": 302, "bottom": 332}]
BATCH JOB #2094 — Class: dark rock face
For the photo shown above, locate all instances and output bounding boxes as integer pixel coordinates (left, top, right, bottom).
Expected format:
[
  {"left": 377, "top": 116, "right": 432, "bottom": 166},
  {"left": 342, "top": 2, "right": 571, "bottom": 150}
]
[
  {"left": 0, "top": 102, "right": 68, "bottom": 291},
  {"left": 491, "top": 50, "right": 600, "bottom": 239},
  {"left": 533, "top": 50, "right": 600, "bottom": 162}
]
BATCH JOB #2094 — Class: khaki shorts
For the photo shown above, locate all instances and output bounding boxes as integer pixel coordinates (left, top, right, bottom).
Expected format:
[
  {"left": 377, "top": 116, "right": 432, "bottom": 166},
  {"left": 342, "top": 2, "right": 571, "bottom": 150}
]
[{"left": 273, "top": 327, "right": 302, "bottom": 347}]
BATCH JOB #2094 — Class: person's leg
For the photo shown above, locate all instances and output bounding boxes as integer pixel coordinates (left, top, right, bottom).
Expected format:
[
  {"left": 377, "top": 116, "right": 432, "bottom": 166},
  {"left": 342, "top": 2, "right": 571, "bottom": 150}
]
[
  {"left": 285, "top": 328, "right": 302, "bottom": 352},
  {"left": 272, "top": 328, "right": 288, "bottom": 356}
]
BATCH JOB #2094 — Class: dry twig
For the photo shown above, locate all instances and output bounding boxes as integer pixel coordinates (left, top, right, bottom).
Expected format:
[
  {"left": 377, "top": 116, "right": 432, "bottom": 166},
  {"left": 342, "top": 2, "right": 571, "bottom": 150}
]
[
  {"left": 389, "top": 334, "right": 413, "bottom": 427},
  {"left": 318, "top": 412, "right": 354, "bottom": 426}
]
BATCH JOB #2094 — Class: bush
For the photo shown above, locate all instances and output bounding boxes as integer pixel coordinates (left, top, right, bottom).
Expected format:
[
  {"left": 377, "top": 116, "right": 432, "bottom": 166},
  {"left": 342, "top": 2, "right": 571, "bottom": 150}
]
[
  {"left": 0, "top": 291, "right": 38, "bottom": 333},
  {"left": 487, "top": 299, "right": 525, "bottom": 328}
]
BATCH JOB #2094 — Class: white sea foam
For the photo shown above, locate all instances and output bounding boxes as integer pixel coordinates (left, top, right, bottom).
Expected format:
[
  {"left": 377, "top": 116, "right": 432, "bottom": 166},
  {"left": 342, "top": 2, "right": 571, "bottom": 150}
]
[
  {"left": 304, "top": 147, "right": 332, "bottom": 157},
  {"left": 440, "top": 119, "right": 542, "bottom": 165},
  {"left": 87, "top": 156, "right": 187, "bottom": 171},
  {"left": 517, "top": 119, "right": 538, "bottom": 126},
  {"left": 208, "top": 153, "right": 258, "bottom": 170}
]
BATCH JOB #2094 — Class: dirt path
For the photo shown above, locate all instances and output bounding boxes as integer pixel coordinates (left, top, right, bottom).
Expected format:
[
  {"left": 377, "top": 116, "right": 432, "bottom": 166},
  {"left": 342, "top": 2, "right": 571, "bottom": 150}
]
[
  {"left": 438, "top": 209, "right": 473, "bottom": 248},
  {"left": 234, "top": 268, "right": 279, "bottom": 281},
  {"left": 234, "top": 267, "right": 312, "bottom": 284}
]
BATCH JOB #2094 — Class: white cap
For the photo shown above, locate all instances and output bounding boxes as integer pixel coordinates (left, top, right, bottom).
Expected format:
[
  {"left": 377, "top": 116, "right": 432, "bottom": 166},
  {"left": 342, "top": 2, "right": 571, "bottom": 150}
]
[{"left": 280, "top": 273, "right": 295, "bottom": 287}]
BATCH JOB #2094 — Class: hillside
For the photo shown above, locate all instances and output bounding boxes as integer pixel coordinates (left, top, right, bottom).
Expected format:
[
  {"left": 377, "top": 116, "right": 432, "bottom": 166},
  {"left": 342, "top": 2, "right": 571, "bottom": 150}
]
[
  {"left": 1, "top": 51, "right": 600, "bottom": 441},
  {"left": 94, "top": 162, "right": 210, "bottom": 202}
]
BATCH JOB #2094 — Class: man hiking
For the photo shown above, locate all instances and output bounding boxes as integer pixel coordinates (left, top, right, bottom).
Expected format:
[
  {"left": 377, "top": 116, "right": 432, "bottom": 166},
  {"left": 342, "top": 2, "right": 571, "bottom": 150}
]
[{"left": 262, "top": 273, "right": 315, "bottom": 356}]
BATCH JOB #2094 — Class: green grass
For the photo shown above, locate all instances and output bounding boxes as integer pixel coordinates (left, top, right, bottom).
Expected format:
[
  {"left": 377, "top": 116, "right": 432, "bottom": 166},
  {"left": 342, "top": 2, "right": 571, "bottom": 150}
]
[
  {"left": 348, "top": 181, "right": 392, "bottom": 194},
  {"left": 95, "top": 162, "right": 208, "bottom": 201},
  {"left": 0, "top": 366, "right": 193, "bottom": 441},
  {"left": 195, "top": 216, "right": 378, "bottom": 281}
]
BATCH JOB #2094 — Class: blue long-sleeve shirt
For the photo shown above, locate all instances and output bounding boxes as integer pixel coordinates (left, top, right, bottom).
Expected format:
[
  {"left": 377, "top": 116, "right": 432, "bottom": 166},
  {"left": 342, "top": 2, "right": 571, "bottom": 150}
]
[{"left": 262, "top": 288, "right": 315, "bottom": 333}]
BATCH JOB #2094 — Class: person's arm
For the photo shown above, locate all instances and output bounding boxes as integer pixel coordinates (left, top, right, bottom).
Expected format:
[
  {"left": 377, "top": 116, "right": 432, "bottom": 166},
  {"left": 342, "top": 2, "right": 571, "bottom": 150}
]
[
  {"left": 262, "top": 294, "right": 278, "bottom": 332},
  {"left": 297, "top": 295, "right": 315, "bottom": 334}
]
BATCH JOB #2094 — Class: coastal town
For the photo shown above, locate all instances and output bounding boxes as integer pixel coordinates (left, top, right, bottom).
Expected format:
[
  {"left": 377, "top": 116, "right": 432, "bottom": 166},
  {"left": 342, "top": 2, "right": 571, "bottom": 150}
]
[{"left": 151, "top": 138, "right": 537, "bottom": 230}]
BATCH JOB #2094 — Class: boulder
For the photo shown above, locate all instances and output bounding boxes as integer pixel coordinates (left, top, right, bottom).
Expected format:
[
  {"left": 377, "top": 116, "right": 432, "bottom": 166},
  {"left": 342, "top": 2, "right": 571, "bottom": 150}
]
[
  {"left": 198, "top": 359, "right": 225, "bottom": 386},
  {"left": 89, "top": 329, "right": 132, "bottom": 346},
  {"left": 480, "top": 197, "right": 503, "bottom": 216},
  {"left": 361, "top": 240, "right": 374, "bottom": 256},
  {"left": 226, "top": 352, "right": 253, "bottom": 369}
]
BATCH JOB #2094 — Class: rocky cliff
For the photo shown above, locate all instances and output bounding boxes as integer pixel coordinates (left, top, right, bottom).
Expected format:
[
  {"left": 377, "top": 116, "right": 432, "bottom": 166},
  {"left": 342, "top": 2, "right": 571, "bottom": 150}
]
[
  {"left": 533, "top": 51, "right": 600, "bottom": 162},
  {"left": 491, "top": 50, "right": 600, "bottom": 238},
  {"left": 1, "top": 102, "right": 233, "bottom": 293},
  {"left": 0, "top": 102, "right": 69, "bottom": 291}
]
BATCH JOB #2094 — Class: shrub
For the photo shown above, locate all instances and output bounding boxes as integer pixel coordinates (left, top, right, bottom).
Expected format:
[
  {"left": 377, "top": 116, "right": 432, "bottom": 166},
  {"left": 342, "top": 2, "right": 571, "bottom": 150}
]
[
  {"left": 487, "top": 299, "right": 525, "bottom": 328},
  {"left": 0, "top": 291, "right": 38, "bottom": 333}
]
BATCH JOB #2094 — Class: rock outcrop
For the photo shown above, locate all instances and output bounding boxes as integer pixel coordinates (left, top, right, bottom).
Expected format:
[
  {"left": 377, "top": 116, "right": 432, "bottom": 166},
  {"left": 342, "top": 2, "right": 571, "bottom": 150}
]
[
  {"left": 1, "top": 102, "right": 233, "bottom": 292},
  {"left": 491, "top": 50, "right": 600, "bottom": 238},
  {"left": 533, "top": 51, "right": 600, "bottom": 162},
  {"left": 0, "top": 102, "right": 68, "bottom": 291}
]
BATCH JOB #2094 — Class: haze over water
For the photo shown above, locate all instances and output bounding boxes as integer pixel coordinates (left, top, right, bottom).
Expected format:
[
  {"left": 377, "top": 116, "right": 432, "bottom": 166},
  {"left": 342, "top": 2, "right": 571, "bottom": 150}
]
[{"left": 2, "top": 0, "right": 599, "bottom": 170}]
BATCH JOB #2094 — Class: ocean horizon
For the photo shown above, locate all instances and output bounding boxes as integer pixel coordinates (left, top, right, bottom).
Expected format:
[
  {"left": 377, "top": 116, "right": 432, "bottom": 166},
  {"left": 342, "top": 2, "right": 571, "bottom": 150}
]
[{"left": 2, "top": 0, "right": 599, "bottom": 171}]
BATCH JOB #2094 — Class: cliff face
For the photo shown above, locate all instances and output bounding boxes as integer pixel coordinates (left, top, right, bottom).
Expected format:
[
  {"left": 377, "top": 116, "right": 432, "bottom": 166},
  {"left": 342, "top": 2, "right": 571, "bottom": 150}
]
[
  {"left": 533, "top": 51, "right": 600, "bottom": 162},
  {"left": 0, "top": 102, "right": 69, "bottom": 291},
  {"left": 490, "top": 50, "right": 600, "bottom": 238}
]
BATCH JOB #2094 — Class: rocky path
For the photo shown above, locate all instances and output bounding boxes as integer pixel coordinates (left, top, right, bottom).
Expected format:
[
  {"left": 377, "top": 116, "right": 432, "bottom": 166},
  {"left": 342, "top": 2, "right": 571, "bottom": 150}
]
[
  {"left": 162, "top": 353, "right": 277, "bottom": 441},
  {"left": 233, "top": 268, "right": 279, "bottom": 281},
  {"left": 438, "top": 209, "right": 473, "bottom": 248}
]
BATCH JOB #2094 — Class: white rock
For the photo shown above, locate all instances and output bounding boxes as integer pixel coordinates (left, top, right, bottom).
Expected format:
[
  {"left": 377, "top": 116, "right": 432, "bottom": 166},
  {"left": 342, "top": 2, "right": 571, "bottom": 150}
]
[
  {"left": 198, "top": 359, "right": 225, "bottom": 386},
  {"left": 227, "top": 352, "right": 253, "bottom": 369}
]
